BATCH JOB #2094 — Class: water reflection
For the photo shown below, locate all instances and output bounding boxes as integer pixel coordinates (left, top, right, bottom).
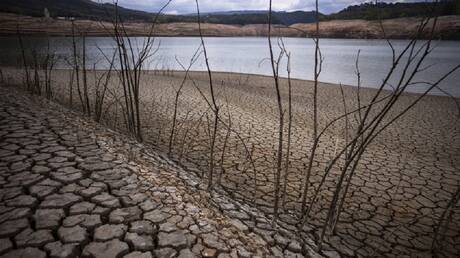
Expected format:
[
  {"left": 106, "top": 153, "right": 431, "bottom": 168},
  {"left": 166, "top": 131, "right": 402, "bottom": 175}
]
[{"left": 0, "top": 36, "right": 459, "bottom": 96}]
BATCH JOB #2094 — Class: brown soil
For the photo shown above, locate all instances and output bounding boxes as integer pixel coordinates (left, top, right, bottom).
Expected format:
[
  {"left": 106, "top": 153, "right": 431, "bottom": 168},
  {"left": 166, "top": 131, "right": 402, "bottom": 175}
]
[
  {"left": 1, "top": 67, "right": 459, "bottom": 257},
  {"left": 1, "top": 12, "right": 459, "bottom": 39}
]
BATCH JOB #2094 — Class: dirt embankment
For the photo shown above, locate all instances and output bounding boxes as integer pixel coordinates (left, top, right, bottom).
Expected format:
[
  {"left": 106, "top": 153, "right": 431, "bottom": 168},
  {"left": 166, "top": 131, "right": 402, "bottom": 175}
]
[
  {"left": 292, "top": 16, "right": 460, "bottom": 39},
  {"left": 0, "top": 12, "right": 459, "bottom": 39}
]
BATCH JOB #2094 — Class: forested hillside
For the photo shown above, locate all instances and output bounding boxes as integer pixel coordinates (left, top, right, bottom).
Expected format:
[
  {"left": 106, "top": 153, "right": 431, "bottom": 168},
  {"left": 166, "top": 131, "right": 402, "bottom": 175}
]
[
  {"left": 161, "top": 11, "right": 321, "bottom": 25},
  {"left": 325, "top": 1, "right": 460, "bottom": 21},
  {"left": 0, "top": 0, "right": 458, "bottom": 25},
  {"left": 0, "top": 0, "right": 320, "bottom": 26},
  {"left": 0, "top": 0, "right": 157, "bottom": 21}
]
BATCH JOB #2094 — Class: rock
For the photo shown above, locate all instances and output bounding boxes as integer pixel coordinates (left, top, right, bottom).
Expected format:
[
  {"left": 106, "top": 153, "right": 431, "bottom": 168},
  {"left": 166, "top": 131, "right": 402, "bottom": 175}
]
[
  {"left": 9, "top": 160, "right": 32, "bottom": 172},
  {"left": 15, "top": 228, "right": 54, "bottom": 247},
  {"left": 124, "top": 232, "right": 154, "bottom": 251},
  {"left": 58, "top": 226, "right": 88, "bottom": 244},
  {"left": 62, "top": 214, "right": 102, "bottom": 230},
  {"left": 139, "top": 200, "right": 159, "bottom": 212},
  {"left": 236, "top": 246, "right": 251, "bottom": 258},
  {"left": 41, "top": 193, "right": 82, "bottom": 209},
  {"left": 274, "top": 234, "right": 288, "bottom": 247},
  {"left": 177, "top": 217, "right": 194, "bottom": 229},
  {"left": 29, "top": 185, "right": 58, "bottom": 199},
  {"left": 0, "top": 238, "right": 13, "bottom": 255},
  {"left": 44, "top": 241, "right": 79, "bottom": 258},
  {"left": 60, "top": 184, "right": 84, "bottom": 194},
  {"left": 284, "top": 249, "right": 306, "bottom": 258},
  {"left": 109, "top": 206, "right": 142, "bottom": 223},
  {"left": 94, "top": 224, "right": 127, "bottom": 241},
  {"left": 253, "top": 228, "right": 275, "bottom": 245},
  {"left": 5, "top": 195, "right": 38, "bottom": 207},
  {"left": 144, "top": 209, "right": 171, "bottom": 223},
  {"left": 0, "top": 207, "right": 31, "bottom": 224},
  {"left": 92, "top": 206, "right": 111, "bottom": 216},
  {"left": 79, "top": 161, "right": 114, "bottom": 171},
  {"left": 34, "top": 209, "right": 65, "bottom": 229},
  {"left": 82, "top": 239, "right": 129, "bottom": 258},
  {"left": 7, "top": 172, "right": 42, "bottom": 186},
  {"left": 91, "top": 193, "right": 121, "bottom": 208},
  {"left": 129, "top": 221, "right": 155, "bottom": 235},
  {"left": 225, "top": 210, "right": 250, "bottom": 220},
  {"left": 69, "top": 202, "right": 96, "bottom": 215},
  {"left": 55, "top": 151, "right": 77, "bottom": 159},
  {"left": 322, "top": 250, "right": 341, "bottom": 258},
  {"left": 287, "top": 241, "right": 302, "bottom": 253},
  {"left": 120, "top": 193, "right": 148, "bottom": 206},
  {"left": 178, "top": 249, "right": 198, "bottom": 258},
  {"left": 0, "top": 187, "right": 23, "bottom": 202},
  {"left": 51, "top": 167, "right": 84, "bottom": 183},
  {"left": 201, "top": 248, "right": 217, "bottom": 257},
  {"left": 33, "top": 153, "right": 52, "bottom": 162},
  {"left": 124, "top": 251, "right": 153, "bottom": 258},
  {"left": 159, "top": 222, "right": 178, "bottom": 233},
  {"left": 202, "top": 233, "right": 229, "bottom": 252},
  {"left": 2, "top": 247, "right": 46, "bottom": 258},
  {"left": 49, "top": 162, "right": 77, "bottom": 169},
  {"left": 229, "top": 219, "right": 248, "bottom": 232},
  {"left": 157, "top": 231, "right": 188, "bottom": 249},
  {"left": 185, "top": 203, "right": 201, "bottom": 214},
  {"left": 41, "top": 146, "right": 67, "bottom": 153},
  {"left": 80, "top": 187, "right": 104, "bottom": 198},
  {"left": 0, "top": 218, "right": 29, "bottom": 238},
  {"left": 154, "top": 248, "right": 177, "bottom": 258},
  {"left": 270, "top": 246, "right": 284, "bottom": 258},
  {"left": 31, "top": 165, "right": 51, "bottom": 174}
]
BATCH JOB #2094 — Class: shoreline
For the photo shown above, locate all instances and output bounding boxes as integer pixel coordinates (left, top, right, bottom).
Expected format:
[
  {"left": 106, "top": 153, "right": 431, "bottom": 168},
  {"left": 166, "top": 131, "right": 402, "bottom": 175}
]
[
  {"left": 3, "top": 34, "right": 460, "bottom": 43},
  {"left": 13, "top": 67, "right": 459, "bottom": 99},
  {"left": 4, "top": 32, "right": 460, "bottom": 41},
  {"left": 1, "top": 12, "right": 459, "bottom": 40}
]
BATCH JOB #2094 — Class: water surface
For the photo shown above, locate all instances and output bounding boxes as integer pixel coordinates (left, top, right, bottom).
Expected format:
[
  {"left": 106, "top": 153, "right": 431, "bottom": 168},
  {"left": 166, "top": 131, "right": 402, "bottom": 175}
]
[{"left": 1, "top": 36, "right": 459, "bottom": 96}]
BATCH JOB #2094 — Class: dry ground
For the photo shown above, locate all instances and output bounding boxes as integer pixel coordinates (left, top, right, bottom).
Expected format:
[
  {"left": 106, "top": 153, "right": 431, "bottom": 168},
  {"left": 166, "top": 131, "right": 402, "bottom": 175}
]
[
  {"left": 1, "top": 12, "right": 459, "bottom": 39},
  {"left": 1, "top": 68, "right": 459, "bottom": 257},
  {"left": 0, "top": 85, "right": 278, "bottom": 258}
]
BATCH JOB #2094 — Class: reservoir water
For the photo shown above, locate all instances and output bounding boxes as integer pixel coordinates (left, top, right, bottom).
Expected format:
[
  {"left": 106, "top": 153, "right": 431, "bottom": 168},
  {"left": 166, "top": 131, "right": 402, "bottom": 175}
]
[{"left": 0, "top": 36, "right": 459, "bottom": 96}]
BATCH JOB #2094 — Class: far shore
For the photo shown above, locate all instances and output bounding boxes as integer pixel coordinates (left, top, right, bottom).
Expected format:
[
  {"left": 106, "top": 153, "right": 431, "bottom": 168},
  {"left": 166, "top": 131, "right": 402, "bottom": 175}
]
[{"left": 1, "top": 12, "right": 459, "bottom": 40}]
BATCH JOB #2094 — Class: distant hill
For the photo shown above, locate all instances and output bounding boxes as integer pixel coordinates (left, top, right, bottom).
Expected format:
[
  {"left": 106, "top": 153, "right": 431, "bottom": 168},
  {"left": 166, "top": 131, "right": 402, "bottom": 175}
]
[
  {"left": 0, "top": 0, "right": 459, "bottom": 26},
  {"left": 0, "top": 0, "right": 156, "bottom": 21},
  {"left": 189, "top": 10, "right": 321, "bottom": 25},
  {"left": 325, "top": 1, "right": 460, "bottom": 21},
  {"left": 274, "top": 11, "right": 321, "bottom": 25},
  {"left": 151, "top": 10, "right": 322, "bottom": 26},
  {"left": 0, "top": 0, "right": 319, "bottom": 25}
]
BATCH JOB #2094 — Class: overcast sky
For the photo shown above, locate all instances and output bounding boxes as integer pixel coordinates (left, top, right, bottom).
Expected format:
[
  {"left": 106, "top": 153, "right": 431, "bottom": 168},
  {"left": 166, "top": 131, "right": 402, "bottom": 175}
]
[{"left": 95, "top": 0, "right": 428, "bottom": 15}]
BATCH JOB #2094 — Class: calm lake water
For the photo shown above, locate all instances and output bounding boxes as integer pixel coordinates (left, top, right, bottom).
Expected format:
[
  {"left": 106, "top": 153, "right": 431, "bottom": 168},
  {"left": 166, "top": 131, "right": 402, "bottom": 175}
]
[{"left": 1, "top": 36, "right": 459, "bottom": 96}]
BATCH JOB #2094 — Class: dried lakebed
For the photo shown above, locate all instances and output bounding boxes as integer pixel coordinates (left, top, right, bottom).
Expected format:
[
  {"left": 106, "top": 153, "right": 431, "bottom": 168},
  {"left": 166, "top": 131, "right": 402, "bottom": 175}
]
[
  {"left": 1, "top": 69, "right": 459, "bottom": 257},
  {"left": 0, "top": 86, "right": 322, "bottom": 258}
]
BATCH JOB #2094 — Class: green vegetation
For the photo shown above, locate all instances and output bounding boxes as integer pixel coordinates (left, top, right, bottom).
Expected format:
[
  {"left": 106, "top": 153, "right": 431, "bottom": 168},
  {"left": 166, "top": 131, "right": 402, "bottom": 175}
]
[
  {"left": 0, "top": 0, "right": 320, "bottom": 26},
  {"left": 0, "top": 0, "right": 459, "bottom": 25},
  {"left": 159, "top": 11, "right": 321, "bottom": 25},
  {"left": 0, "top": 0, "right": 155, "bottom": 21},
  {"left": 324, "top": 1, "right": 460, "bottom": 21}
]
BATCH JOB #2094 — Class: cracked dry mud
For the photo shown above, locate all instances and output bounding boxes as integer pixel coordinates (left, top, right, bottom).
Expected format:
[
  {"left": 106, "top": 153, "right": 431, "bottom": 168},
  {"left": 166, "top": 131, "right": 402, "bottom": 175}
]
[
  {"left": 128, "top": 72, "right": 460, "bottom": 258},
  {"left": 0, "top": 86, "right": 318, "bottom": 258},
  {"left": 1, "top": 68, "right": 460, "bottom": 258}
]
